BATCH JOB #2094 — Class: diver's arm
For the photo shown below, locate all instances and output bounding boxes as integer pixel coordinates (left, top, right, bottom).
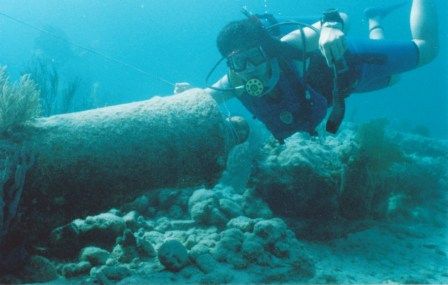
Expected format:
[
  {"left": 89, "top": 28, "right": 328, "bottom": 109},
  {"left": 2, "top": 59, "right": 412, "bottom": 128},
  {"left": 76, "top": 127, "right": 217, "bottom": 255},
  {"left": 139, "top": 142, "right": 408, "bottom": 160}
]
[
  {"left": 410, "top": 0, "right": 438, "bottom": 66},
  {"left": 281, "top": 12, "right": 348, "bottom": 66},
  {"left": 280, "top": 12, "right": 348, "bottom": 51},
  {"left": 173, "top": 76, "right": 234, "bottom": 104},
  {"left": 280, "top": 21, "right": 321, "bottom": 53},
  {"left": 205, "top": 75, "right": 235, "bottom": 104}
]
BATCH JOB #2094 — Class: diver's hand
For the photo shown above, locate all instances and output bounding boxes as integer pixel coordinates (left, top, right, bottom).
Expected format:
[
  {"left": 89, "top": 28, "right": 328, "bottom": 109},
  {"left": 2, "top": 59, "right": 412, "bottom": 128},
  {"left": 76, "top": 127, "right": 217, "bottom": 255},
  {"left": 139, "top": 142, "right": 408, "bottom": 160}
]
[
  {"left": 174, "top": 82, "right": 194, "bottom": 94},
  {"left": 319, "top": 22, "right": 347, "bottom": 67}
]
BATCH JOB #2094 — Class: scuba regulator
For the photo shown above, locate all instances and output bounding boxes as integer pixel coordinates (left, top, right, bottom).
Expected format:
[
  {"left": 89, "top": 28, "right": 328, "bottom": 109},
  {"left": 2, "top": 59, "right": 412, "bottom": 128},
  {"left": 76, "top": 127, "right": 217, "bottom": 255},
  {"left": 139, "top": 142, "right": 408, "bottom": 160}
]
[{"left": 244, "top": 78, "right": 264, "bottom": 97}]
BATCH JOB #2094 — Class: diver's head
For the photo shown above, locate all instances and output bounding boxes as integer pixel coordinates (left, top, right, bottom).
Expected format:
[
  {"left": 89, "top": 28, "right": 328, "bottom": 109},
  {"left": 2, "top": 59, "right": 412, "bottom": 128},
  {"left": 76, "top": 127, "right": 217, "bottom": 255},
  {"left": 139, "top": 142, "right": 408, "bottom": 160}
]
[
  {"left": 217, "top": 20, "right": 272, "bottom": 75},
  {"left": 211, "top": 18, "right": 281, "bottom": 96},
  {"left": 217, "top": 19, "right": 270, "bottom": 75},
  {"left": 216, "top": 19, "right": 267, "bottom": 58}
]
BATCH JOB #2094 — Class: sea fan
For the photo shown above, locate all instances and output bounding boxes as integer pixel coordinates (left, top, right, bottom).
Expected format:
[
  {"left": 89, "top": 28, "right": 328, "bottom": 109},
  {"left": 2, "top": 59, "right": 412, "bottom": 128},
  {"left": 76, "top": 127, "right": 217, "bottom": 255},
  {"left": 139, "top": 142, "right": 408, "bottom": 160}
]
[{"left": 0, "top": 66, "right": 41, "bottom": 135}]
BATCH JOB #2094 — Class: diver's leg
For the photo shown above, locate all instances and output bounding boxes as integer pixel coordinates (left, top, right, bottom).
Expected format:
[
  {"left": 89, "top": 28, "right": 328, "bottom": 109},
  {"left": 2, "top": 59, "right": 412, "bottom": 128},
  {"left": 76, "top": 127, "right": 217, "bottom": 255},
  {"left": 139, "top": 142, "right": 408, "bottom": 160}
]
[
  {"left": 367, "top": 17, "right": 385, "bottom": 40},
  {"left": 410, "top": 0, "right": 439, "bottom": 66},
  {"left": 364, "top": 1, "right": 407, "bottom": 40},
  {"left": 364, "top": 2, "right": 409, "bottom": 86},
  {"left": 368, "top": 12, "right": 400, "bottom": 85}
]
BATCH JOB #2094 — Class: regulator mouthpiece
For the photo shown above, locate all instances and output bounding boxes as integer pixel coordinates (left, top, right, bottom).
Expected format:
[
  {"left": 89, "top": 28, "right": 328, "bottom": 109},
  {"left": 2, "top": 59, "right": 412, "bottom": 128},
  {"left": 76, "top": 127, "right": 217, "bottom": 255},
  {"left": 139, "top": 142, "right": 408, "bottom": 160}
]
[{"left": 245, "top": 78, "right": 265, "bottom": 97}]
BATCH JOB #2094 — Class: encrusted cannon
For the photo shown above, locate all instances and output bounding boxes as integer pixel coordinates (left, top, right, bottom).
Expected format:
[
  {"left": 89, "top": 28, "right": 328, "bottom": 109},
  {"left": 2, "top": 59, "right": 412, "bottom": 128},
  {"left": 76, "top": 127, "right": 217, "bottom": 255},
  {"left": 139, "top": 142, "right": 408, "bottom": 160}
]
[{"left": 0, "top": 88, "right": 247, "bottom": 255}]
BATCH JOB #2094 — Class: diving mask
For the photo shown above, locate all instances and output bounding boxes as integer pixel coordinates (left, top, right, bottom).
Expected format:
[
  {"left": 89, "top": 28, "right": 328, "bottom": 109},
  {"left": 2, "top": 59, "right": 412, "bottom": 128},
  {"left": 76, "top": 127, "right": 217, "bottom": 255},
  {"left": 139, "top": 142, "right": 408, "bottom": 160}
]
[{"left": 227, "top": 46, "right": 268, "bottom": 72}]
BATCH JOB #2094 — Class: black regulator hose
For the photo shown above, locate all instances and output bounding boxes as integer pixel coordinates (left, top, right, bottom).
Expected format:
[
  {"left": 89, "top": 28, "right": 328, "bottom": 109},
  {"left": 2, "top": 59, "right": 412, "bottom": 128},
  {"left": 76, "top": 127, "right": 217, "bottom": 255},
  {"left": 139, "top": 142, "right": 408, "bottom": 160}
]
[{"left": 326, "top": 59, "right": 348, "bottom": 133}]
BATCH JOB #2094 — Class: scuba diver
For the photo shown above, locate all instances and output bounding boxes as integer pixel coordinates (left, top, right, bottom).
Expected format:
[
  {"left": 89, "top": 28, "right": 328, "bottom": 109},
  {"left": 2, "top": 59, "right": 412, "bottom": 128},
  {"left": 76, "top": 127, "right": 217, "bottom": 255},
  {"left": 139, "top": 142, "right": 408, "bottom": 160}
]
[{"left": 175, "top": 0, "right": 438, "bottom": 143}]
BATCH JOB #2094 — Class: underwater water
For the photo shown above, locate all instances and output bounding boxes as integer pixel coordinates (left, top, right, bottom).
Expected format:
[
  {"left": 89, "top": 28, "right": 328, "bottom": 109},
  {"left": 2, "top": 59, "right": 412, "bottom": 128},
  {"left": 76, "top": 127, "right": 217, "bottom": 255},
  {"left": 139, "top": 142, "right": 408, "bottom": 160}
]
[
  {"left": 0, "top": 0, "right": 447, "bottom": 137},
  {"left": 0, "top": 0, "right": 447, "bottom": 284}
]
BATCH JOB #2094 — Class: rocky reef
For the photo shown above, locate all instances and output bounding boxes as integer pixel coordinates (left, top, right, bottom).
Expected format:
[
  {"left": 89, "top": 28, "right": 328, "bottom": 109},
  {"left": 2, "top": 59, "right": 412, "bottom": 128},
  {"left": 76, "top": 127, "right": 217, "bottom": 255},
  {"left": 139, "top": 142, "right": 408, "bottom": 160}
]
[{"left": 1, "top": 121, "right": 447, "bottom": 284}]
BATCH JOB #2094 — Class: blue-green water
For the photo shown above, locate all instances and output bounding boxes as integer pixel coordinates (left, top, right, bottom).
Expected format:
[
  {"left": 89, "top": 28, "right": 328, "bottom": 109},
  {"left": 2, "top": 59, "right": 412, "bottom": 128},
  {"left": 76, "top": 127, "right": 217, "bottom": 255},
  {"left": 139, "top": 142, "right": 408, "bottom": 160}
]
[
  {"left": 0, "top": 0, "right": 446, "bottom": 137},
  {"left": 0, "top": 2, "right": 447, "bottom": 283}
]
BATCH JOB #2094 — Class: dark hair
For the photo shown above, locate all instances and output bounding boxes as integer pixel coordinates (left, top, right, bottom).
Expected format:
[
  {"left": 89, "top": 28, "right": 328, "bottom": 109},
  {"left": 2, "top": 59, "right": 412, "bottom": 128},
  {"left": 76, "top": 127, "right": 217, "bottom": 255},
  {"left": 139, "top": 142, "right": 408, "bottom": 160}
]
[
  {"left": 216, "top": 18, "right": 305, "bottom": 60},
  {"left": 216, "top": 19, "right": 266, "bottom": 57}
]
